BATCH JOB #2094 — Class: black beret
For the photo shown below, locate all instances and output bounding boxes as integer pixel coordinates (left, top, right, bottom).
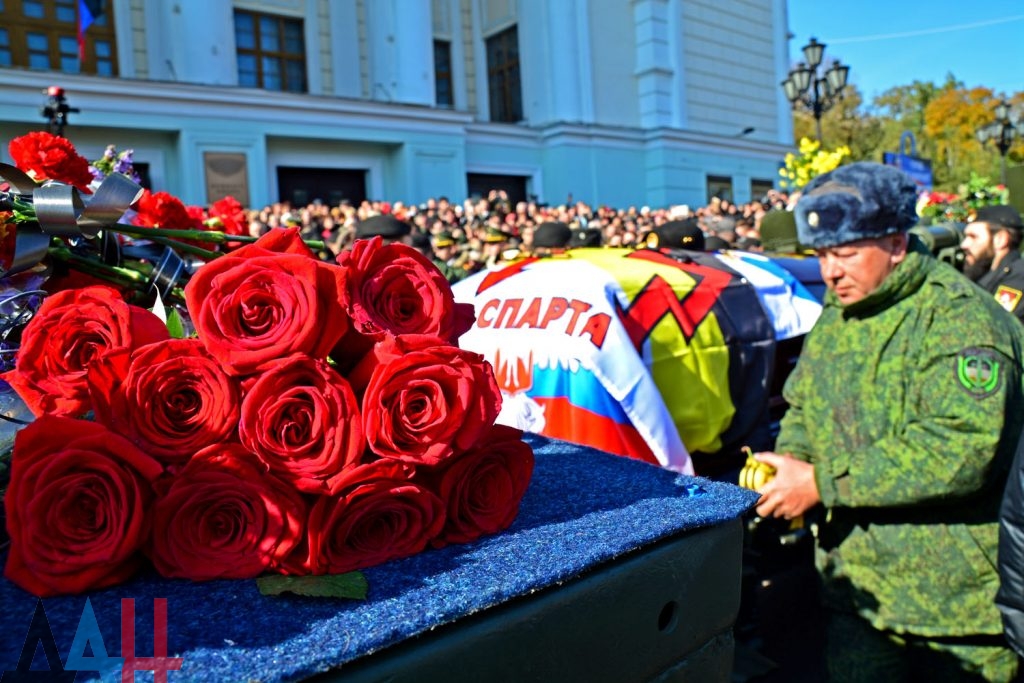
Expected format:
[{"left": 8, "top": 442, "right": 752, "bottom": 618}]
[
  {"left": 971, "top": 205, "right": 1023, "bottom": 230},
  {"left": 409, "top": 232, "right": 431, "bottom": 251},
  {"left": 533, "top": 221, "right": 573, "bottom": 248},
  {"left": 643, "top": 218, "right": 705, "bottom": 251},
  {"left": 355, "top": 214, "right": 412, "bottom": 239},
  {"left": 570, "top": 227, "right": 602, "bottom": 248},
  {"left": 795, "top": 162, "right": 918, "bottom": 249}
]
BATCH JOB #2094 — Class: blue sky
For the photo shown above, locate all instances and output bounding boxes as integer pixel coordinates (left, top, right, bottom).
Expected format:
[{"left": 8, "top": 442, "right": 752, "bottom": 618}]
[{"left": 787, "top": 1, "right": 1024, "bottom": 104}]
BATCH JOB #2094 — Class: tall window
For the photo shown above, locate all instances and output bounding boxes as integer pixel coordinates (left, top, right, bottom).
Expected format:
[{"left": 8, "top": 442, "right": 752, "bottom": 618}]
[
  {"left": 0, "top": 0, "right": 117, "bottom": 75},
  {"left": 751, "top": 179, "right": 776, "bottom": 203},
  {"left": 434, "top": 40, "right": 453, "bottom": 108},
  {"left": 485, "top": 26, "right": 521, "bottom": 123},
  {"left": 234, "top": 10, "right": 306, "bottom": 93},
  {"left": 707, "top": 175, "right": 734, "bottom": 203}
]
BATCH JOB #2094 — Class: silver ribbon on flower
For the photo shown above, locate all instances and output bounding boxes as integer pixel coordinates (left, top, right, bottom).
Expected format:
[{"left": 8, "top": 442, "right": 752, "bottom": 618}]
[{"left": 0, "top": 162, "right": 143, "bottom": 277}]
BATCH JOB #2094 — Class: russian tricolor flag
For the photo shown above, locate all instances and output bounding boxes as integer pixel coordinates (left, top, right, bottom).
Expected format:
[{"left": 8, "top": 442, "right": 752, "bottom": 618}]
[{"left": 77, "top": 0, "right": 104, "bottom": 62}]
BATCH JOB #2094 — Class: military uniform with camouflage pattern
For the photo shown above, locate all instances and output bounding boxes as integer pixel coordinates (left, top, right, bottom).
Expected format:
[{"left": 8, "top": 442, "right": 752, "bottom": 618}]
[{"left": 776, "top": 236, "right": 1024, "bottom": 680}]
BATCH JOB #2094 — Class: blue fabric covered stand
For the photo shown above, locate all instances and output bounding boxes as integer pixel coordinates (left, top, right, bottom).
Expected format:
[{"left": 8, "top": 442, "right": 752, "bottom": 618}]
[{"left": 0, "top": 435, "right": 758, "bottom": 682}]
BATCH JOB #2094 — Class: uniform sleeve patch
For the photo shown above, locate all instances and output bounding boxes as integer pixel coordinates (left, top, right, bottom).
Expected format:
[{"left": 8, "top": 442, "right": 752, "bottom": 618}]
[
  {"left": 955, "top": 347, "right": 1003, "bottom": 399},
  {"left": 995, "top": 285, "right": 1023, "bottom": 312}
]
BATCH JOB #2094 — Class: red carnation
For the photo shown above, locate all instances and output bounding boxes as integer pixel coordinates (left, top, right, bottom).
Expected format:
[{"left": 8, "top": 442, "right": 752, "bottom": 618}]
[
  {"left": 8, "top": 131, "right": 94, "bottom": 193},
  {"left": 132, "top": 190, "right": 202, "bottom": 230}
]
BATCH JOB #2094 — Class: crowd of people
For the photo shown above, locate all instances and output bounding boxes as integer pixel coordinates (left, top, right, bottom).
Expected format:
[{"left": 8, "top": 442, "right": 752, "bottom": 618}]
[{"left": 242, "top": 188, "right": 793, "bottom": 281}]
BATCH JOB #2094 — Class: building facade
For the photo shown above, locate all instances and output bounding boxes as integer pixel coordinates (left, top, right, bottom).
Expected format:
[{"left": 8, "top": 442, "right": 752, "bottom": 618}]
[{"left": 0, "top": 0, "right": 795, "bottom": 209}]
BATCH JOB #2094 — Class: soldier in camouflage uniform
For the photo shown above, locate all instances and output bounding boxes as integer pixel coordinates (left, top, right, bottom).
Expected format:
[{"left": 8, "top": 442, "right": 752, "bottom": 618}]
[{"left": 754, "top": 162, "right": 1024, "bottom": 682}]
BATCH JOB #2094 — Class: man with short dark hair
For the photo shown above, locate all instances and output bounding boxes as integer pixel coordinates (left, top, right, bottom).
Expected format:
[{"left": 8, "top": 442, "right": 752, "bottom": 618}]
[
  {"left": 960, "top": 205, "right": 1024, "bottom": 322},
  {"left": 754, "top": 162, "right": 1024, "bottom": 682}
]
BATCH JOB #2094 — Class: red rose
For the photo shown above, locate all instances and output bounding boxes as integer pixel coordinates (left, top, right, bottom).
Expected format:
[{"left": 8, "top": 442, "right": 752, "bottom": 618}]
[
  {"left": 429, "top": 424, "right": 534, "bottom": 546},
  {"left": 336, "top": 236, "right": 475, "bottom": 346},
  {"left": 89, "top": 338, "right": 241, "bottom": 467},
  {"left": 4, "top": 285, "right": 170, "bottom": 417},
  {"left": 360, "top": 335, "right": 502, "bottom": 465},
  {"left": 3, "top": 415, "right": 163, "bottom": 597},
  {"left": 8, "top": 131, "right": 94, "bottom": 193},
  {"left": 183, "top": 237, "right": 350, "bottom": 376},
  {"left": 147, "top": 443, "right": 307, "bottom": 580},
  {"left": 239, "top": 354, "right": 364, "bottom": 494},
  {"left": 305, "top": 459, "right": 445, "bottom": 574},
  {"left": 231, "top": 227, "right": 316, "bottom": 258},
  {"left": 132, "top": 190, "right": 201, "bottom": 229}
]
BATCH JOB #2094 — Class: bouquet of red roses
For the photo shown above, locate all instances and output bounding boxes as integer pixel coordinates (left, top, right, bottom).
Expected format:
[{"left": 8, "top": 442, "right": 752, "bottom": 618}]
[{"left": 2, "top": 227, "right": 534, "bottom": 597}]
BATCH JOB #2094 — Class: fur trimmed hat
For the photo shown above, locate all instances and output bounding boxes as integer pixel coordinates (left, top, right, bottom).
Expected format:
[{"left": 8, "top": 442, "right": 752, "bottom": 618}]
[{"left": 794, "top": 162, "right": 918, "bottom": 249}]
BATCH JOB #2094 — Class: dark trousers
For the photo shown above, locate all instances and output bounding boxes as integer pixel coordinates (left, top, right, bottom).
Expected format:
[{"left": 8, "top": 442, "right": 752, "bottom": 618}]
[{"left": 824, "top": 610, "right": 1019, "bottom": 683}]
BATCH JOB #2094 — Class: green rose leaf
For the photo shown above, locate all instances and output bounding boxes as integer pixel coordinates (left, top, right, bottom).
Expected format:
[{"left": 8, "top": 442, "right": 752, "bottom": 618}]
[
  {"left": 165, "top": 307, "right": 186, "bottom": 339},
  {"left": 256, "top": 573, "right": 369, "bottom": 600}
]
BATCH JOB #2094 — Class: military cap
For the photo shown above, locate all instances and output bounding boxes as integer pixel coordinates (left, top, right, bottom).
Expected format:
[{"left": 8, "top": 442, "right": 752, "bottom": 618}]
[
  {"left": 355, "top": 214, "right": 412, "bottom": 239},
  {"left": 533, "top": 221, "right": 573, "bottom": 248},
  {"left": 432, "top": 230, "right": 455, "bottom": 247},
  {"left": 642, "top": 218, "right": 705, "bottom": 251},
  {"left": 970, "top": 205, "right": 1023, "bottom": 230},
  {"left": 759, "top": 210, "right": 800, "bottom": 253},
  {"left": 794, "top": 161, "right": 918, "bottom": 249},
  {"left": 483, "top": 227, "right": 510, "bottom": 243},
  {"left": 569, "top": 227, "right": 603, "bottom": 248}
]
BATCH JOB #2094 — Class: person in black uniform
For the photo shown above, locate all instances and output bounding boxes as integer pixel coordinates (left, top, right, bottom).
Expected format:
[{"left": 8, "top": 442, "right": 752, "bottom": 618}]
[{"left": 960, "top": 204, "right": 1024, "bottom": 322}]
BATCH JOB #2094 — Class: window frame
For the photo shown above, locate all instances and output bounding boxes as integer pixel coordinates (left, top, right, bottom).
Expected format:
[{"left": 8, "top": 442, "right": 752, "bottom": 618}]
[
  {"left": 433, "top": 39, "right": 453, "bottom": 108},
  {"left": 0, "top": 0, "right": 117, "bottom": 75},
  {"left": 234, "top": 9, "right": 307, "bottom": 93},
  {"left": 485, "top": 26, "right": 522, "bottom": 123}
]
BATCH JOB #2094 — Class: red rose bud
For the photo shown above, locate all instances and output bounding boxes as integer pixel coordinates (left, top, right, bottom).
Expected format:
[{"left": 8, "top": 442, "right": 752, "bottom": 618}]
[
  {"left": 147, "top": 443, "right": 307, "bottom": 580},
  {"left": 4, "top": 416, "right": 164, "bottom": 597},
  {"left": 239, "top": 354, "right": 365, "bottom": 495},
  {"left": 361, "top": 338, "right": 502, "bottom": 466},
  {"left": 4, "top": 285, "right": 170, "bottom": 417},
  {"left": 88, "top": 338, "right": 241, "bottom": 467},
  {"left": 8, "top": 131, "right": 94, "bottom": 193},
  {"left": 305, "top": 459, "right": 446, "bottom": 575},
  {"left": 336, "top": 236, "right": 475, "bottom": 349},
  {"left": 429, "top": 424, "right": 534, "bottom": 546},
  {"left": 184, "top": 249, "right": 350, "bottom": 376}
]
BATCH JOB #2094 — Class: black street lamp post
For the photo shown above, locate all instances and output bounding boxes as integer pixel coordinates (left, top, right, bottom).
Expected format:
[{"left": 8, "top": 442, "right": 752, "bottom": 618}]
[
  {"left": 780, "top": 37, "right": 850, "bottom": 144},
  {"left": 976, "top": 99, "right": 1020, "bottom": 185},
  {"left": 40, "top": 86, "right": 79, "bottom": 138}
]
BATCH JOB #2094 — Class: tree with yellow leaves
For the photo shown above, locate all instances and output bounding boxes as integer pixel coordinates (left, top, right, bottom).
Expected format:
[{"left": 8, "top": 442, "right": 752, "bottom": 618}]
[{"left": 779, "top": 137, "right": 852, "bottom": 190}]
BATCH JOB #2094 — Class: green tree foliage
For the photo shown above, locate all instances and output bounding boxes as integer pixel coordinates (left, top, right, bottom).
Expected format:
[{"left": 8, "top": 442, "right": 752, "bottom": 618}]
[{"left": 788, "top": 75, "right": 1024, "bottom": 193}]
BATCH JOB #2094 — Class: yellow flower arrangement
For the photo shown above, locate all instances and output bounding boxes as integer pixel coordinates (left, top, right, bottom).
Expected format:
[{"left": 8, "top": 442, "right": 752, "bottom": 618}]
[{"left": 779, "top": 137, "right": 851, "bottom": 190}]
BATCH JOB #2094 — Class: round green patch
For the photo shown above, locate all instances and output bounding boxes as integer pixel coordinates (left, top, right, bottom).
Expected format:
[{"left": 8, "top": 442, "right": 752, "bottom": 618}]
[{"left": 955, "top": 347, "right": 1002, "bottom": 399}]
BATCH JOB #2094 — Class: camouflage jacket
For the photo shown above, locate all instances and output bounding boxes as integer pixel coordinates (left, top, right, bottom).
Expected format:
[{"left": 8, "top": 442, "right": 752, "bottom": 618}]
[{"left": 776, "top": 236, "right": 1024, "bottom": 637}]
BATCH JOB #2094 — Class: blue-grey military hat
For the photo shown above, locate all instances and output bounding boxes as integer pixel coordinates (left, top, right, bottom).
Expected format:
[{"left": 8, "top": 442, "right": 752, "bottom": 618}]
[{"left": 794, "top": 161, "right": 918, "bottom": 249}]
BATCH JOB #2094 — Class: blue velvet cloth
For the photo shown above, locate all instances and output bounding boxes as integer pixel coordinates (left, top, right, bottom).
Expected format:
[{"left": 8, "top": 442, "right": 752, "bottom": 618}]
[{"left": 0, "top": 435, "right": 758, "bottom": 682}]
